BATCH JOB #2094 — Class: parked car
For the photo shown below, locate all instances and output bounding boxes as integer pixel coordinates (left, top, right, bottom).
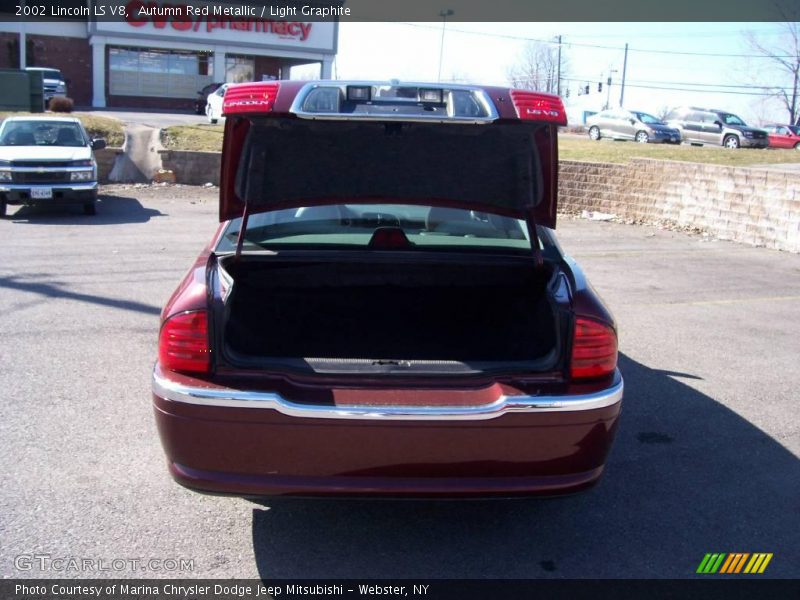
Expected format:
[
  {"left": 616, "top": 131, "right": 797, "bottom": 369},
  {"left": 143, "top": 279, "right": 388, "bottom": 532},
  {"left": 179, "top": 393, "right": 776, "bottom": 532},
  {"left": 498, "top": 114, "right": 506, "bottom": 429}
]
[
  {"left": 763, "top": 124, "right": 800, "bottom": 150},
  {"left": 194, "top": 82, "right": 223, "bottom": 115},
  {"left": 587, "top": 109, "right": 680, "bottom": 143},
  {"left": 152, "top": 80, "right": 623, "bottom": 498},
  {"left": 0, "top": 116, "right": 105, "bottom": 217},
  {"left": 24, "top": 67, "right": 68, "bottom": 106},
  {"left": 205, "top": 84, "right": 229, "bottom": 124},
  {"left": 664, "top": 107, "right": 768, "bottom": 148}
]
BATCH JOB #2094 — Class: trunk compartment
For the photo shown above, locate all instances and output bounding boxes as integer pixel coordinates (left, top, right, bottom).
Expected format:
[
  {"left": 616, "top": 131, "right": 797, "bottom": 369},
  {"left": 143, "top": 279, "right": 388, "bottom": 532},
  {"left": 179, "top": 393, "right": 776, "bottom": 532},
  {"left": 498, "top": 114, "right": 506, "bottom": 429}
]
[{"left": 216, "top": 254, "right": 561, "bottom": 374}]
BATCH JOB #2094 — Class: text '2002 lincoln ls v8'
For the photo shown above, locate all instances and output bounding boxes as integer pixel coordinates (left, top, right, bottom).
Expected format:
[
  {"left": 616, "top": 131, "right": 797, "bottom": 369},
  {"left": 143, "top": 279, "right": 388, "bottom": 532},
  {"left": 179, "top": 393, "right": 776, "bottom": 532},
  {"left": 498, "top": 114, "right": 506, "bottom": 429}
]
[{"left": 152, "top": 80, "right": 623, "bottom": 498}]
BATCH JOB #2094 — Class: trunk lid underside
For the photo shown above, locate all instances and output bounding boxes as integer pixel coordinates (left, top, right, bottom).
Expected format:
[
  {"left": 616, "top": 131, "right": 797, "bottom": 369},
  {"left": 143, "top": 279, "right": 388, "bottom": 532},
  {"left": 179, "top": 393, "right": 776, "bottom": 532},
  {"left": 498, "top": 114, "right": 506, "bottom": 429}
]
[{"left": 219, "top": 117, "right": 557, "bottom": 228}]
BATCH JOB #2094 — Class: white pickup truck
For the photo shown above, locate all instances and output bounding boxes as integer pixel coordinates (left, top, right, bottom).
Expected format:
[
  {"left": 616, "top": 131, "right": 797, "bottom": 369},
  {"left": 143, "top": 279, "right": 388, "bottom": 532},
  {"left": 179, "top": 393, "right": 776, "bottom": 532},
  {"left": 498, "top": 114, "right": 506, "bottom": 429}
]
[{"left": 0, "top": 116, "right": 106, "bottom": 217}]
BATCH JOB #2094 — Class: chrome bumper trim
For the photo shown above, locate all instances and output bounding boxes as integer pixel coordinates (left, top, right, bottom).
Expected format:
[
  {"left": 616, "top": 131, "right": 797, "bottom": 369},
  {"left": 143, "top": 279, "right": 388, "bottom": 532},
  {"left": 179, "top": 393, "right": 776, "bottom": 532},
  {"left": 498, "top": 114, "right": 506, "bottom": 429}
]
[
  {"left": 152, "top": 365, "right": 623, "bottom": 421},
  {"left": 0, "top": 183, "right": 97, "bottom": 191}
]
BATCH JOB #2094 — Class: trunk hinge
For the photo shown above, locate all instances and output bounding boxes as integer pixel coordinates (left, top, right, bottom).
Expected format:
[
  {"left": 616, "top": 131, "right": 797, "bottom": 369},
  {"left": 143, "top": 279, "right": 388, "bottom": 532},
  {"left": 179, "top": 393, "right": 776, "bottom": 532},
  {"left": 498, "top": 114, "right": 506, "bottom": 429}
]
[
  {"left": 234, "top": 200, "right": 251, "bottom": 260},
  {"left": 525, "top": 208, "right": 544, "bottom": 268}
]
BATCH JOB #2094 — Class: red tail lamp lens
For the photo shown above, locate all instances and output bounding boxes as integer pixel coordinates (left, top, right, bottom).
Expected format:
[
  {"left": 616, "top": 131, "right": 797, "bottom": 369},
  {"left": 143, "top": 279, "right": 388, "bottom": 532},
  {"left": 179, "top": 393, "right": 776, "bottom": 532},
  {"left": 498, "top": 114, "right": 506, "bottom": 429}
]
[
  {"left": 159, "top": 310, "right": 210, "bottom": 374},
  {"left": 509, "top": 90, "right": 567, "bottom": 125},
  {"left": 570, "top": 317, "right": 618, "bottom": 379}
]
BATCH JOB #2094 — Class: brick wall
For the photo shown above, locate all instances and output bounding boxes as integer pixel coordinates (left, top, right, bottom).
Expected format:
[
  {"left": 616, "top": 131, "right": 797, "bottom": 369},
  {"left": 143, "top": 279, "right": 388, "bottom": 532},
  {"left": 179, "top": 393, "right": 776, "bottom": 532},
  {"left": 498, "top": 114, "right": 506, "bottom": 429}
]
[
  {"left": 558, "top": 159, "right": 800, "bottom": 252},
  {"left": 254, "top": 56, "right": 281, "bottom": 80},
  {"left": 0, "top": 33, "right": 93, "bottom": 106}
]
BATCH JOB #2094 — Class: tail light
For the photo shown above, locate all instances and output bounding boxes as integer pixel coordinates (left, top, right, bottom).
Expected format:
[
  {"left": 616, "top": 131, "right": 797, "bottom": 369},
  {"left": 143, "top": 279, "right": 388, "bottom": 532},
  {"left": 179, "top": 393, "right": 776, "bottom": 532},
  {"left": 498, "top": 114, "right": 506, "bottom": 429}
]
[
  {"left": 509, "top": 89, "right": 567, "bottom": 125},
  {"left": 570, "top": 317, "right": 618, "bottom": 380},
  {"left": 223, "top": 82, "right": 280, "bottom": 116},
  {"left": 158, "top": 310, "right": 210, "bottom": 374}
]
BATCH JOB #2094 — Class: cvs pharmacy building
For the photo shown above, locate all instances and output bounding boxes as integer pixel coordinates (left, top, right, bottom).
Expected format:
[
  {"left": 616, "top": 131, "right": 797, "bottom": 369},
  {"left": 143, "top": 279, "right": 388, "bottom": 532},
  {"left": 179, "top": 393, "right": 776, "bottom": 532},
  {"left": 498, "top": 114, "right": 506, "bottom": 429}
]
[{"left": 0, "top": 0, "right": 337, "bottom": 109}]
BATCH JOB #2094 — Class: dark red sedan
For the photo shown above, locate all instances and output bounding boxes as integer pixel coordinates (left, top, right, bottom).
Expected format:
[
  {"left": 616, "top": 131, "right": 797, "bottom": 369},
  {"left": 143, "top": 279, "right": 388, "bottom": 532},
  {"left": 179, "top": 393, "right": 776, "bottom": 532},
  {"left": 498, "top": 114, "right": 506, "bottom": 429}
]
[
  {"left": 153, "top": 80, "right": 623, "bottom": 498},
  {"left": 764, "top": 124, "right": 800, "bottom": 149}
]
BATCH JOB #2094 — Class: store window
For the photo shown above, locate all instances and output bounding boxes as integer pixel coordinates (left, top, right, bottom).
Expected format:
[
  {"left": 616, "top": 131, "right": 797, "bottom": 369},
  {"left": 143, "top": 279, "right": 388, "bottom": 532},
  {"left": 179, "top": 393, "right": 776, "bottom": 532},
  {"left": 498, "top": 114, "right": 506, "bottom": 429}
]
[
  {"left": 108, "top": 47, "right": 213, "bottom": 98},
  {"left": 225, "top": 56, "right": 255, "bottom": 83}
]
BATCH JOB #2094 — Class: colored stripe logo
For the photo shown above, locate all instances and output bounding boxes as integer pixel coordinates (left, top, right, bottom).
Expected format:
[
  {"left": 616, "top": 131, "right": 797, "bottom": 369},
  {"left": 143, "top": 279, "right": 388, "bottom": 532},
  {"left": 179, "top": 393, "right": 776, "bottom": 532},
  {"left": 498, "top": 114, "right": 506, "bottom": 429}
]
[{"left": 697, "top": 553, "right": 773, "bottom": 574}]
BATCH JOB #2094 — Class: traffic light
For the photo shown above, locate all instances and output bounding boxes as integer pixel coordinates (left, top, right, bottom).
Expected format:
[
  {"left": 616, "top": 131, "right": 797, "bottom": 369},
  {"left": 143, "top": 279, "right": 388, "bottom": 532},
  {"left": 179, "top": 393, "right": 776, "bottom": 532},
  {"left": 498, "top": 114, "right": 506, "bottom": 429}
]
[
  {"left": 584, "top": 84, "right": 590, "bottom": 95},
  {"left": 598, "top": 82, "right": 603, "bottom": 92}
]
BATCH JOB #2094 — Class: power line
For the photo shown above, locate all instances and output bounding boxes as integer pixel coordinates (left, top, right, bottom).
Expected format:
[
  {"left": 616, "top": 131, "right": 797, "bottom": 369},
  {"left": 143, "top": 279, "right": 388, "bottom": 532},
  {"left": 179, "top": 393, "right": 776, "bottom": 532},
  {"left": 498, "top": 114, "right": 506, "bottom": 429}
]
[
  {"left": 552, "top": 28, "right": 784, "bottom": 40},
  {"left": 572, "top": 77, "right": 795, "bottom": 91},
  {"left": 396, "top": 22, "right": 797, "bottom": 59},
  {"left": 513, "top": 72, "right": 797, "bottom": 92},
  {"left": 557, "top": 77, "right": 786, "bottom": 96}
]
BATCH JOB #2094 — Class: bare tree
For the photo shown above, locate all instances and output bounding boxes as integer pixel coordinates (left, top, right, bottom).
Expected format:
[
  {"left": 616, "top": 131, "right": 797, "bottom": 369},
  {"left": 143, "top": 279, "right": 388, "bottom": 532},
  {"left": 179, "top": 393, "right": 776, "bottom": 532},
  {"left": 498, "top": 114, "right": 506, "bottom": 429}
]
[
  {"left": 746, "top": 22, "right": 800, "bottom": 126},
  {"left": 508, "top": 41, "right": 567, "bottom": 95},
  {"left": 655, "top": 105, "right": 672, "bottom": 121}
]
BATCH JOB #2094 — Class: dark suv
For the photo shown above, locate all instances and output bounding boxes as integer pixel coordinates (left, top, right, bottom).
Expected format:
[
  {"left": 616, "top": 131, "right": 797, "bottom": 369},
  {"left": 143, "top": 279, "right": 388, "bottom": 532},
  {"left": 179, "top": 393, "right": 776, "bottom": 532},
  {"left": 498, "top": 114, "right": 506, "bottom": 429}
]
[{"left": 664, "top": 107, "right": 768, "bottom": 149}]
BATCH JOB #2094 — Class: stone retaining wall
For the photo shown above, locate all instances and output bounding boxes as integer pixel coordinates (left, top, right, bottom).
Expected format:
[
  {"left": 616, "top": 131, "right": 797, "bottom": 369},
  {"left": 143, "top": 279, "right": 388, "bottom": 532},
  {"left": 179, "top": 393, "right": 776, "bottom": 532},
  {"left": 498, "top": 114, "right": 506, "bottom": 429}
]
[
  {"left": 158, "top": 150, "right": 221, "bottom": 186},
  {"left": 95, "top": 147, "right": 122, "bottom": 183},
  {"left": 559, "top": 159, "right": 800, "bottom": 252}
]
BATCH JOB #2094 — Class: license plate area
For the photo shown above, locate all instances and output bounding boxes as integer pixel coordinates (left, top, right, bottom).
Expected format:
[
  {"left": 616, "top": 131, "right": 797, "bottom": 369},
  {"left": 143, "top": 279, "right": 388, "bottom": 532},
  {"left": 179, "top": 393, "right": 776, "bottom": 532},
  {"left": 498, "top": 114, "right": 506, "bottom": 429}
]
[{"left": 30, "top": 188, "right": 53, "bottom": 199}]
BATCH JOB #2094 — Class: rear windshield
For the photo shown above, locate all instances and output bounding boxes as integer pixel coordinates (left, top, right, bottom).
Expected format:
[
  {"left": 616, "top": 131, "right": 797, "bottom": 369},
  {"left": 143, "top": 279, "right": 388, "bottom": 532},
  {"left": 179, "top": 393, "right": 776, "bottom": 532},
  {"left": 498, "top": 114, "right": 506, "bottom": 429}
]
[
  {"left": 235, "top": 118, "right": 543, "bottom": 214},
  {"left": 0, "top": 120, "right": 86, "bottom": 147},
  {"left": 217, "top": 203, "right": 531, "bottom": 252}
]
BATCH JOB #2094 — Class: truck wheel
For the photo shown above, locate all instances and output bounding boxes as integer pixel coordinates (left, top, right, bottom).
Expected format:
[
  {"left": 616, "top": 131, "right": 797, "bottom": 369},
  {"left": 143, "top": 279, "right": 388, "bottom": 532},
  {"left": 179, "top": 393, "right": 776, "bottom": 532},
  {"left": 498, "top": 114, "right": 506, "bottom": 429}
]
[
  {"left": 723, "top": 135, "right": 740, "bottom": 149},
  {"left": 83, "top": 202, "right": 96, "bottom": 216}
]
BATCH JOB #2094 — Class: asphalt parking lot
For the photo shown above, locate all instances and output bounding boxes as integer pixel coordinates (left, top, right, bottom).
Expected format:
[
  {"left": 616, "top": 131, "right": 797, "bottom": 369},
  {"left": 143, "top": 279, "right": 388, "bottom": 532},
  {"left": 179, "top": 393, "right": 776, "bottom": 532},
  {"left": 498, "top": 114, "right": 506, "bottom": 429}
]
[{"left": 1, "top": 187, "right": 798, "bottom": 579}]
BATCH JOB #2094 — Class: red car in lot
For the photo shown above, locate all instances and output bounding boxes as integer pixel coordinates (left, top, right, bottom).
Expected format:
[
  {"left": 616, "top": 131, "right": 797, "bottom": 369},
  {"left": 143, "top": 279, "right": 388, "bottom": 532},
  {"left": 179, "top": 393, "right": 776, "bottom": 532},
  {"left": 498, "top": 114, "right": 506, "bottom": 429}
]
[
  {"left": 153, "top": 80, "right": 623, "bottom": 498},
  {"left": 764, "top": 124, "right": 800, "bottom": 149}
]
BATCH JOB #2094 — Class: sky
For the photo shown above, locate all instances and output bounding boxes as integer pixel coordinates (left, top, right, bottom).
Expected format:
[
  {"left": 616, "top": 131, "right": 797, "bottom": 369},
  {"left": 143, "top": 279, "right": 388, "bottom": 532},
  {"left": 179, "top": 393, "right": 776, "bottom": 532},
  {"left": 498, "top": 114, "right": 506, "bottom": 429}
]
[{"left": 294, "top": 22, "right": 796, "bottom": 125}]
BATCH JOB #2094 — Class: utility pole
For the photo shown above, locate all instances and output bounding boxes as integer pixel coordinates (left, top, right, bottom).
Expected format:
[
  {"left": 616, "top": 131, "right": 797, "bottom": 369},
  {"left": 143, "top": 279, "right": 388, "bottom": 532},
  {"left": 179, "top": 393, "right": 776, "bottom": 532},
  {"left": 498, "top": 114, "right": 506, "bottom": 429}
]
[
  {"left": 556, "top": 35, "right": 562, "bottom": 97},
  {"left": 19, "top": 0, "right": 26, "bottom": 68},
  {"left": 437, "top": 9, "right": 454, "bottom": 82},
  {"left": 619, "top": 43, "right": 629, "bottom": 107}
]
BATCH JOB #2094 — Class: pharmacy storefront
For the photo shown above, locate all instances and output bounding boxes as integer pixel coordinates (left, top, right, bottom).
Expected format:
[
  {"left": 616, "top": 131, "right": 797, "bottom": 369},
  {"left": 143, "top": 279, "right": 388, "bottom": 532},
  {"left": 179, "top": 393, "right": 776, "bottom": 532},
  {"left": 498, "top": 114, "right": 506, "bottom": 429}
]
[
  {"left": 91, "top": 0, "right": 337, "bottom": 108},
  {"left": 0, "top": 0, "right": 337, "bottom": 109}
]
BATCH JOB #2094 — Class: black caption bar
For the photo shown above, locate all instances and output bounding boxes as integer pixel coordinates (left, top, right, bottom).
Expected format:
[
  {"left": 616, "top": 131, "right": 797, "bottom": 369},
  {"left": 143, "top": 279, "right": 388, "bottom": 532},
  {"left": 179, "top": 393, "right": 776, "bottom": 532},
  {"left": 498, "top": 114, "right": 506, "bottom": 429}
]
[
  {"left": 0, "top": 0, "right": 798, "bottom": 22},
  {"left": 3, "top": 579, "right": 800, "bottom": 600}
]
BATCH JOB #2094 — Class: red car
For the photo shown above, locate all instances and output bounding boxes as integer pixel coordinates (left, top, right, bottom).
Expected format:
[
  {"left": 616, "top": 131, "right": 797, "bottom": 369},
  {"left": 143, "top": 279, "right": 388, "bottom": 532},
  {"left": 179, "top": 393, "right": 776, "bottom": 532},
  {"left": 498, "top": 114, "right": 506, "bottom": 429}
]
[
  {"left": 764, "top": 124, "right": 800, "bottom": 149},
  {"left": 153, "top": 80, "right": 623, "bottom": 498}
]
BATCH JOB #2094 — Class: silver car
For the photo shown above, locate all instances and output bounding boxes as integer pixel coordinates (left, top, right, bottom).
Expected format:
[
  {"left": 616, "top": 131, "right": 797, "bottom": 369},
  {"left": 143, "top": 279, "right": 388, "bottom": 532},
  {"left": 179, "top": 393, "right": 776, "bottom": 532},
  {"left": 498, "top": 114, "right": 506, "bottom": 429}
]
[{"left": 587, "top": 109, "right": 681, "bottom": 144}]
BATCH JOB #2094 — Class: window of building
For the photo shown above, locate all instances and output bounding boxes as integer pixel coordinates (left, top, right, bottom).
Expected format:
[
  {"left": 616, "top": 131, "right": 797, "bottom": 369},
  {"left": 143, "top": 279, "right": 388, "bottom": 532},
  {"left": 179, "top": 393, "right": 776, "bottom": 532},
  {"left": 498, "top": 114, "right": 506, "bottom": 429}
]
[
  {"left": 108, "top": 47, "right": 213, "bottom": 99},
  {"left": 225, "top": 55, "right": 255, "bottom": 83}
]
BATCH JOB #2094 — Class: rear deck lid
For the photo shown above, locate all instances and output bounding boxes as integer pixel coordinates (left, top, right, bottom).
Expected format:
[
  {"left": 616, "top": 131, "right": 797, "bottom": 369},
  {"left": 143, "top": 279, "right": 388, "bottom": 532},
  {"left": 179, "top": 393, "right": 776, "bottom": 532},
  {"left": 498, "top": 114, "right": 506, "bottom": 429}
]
[{"left": 219, "top": 81, "right": 563, "bottom": 228}]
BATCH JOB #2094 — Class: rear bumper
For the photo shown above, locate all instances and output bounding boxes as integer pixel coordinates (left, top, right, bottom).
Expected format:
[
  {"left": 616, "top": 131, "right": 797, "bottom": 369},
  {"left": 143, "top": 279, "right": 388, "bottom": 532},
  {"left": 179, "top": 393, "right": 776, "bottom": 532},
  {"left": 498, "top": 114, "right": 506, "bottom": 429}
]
[
  {"left": 740, "top": 138, "right": 768, "bottom": 148},
  {"left": 0, "top": 183, "right": 97, "bottom": 204},
  {"left": 152, "top": 365, "right": 623, "bottom": 498}
]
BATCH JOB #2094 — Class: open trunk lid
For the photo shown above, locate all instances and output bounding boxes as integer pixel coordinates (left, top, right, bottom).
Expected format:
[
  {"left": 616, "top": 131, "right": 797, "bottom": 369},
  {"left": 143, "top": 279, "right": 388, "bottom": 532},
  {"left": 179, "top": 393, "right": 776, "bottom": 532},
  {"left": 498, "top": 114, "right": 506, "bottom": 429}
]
[{"left": 218, "top": 81, "right": 562, "bottom": 229}]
